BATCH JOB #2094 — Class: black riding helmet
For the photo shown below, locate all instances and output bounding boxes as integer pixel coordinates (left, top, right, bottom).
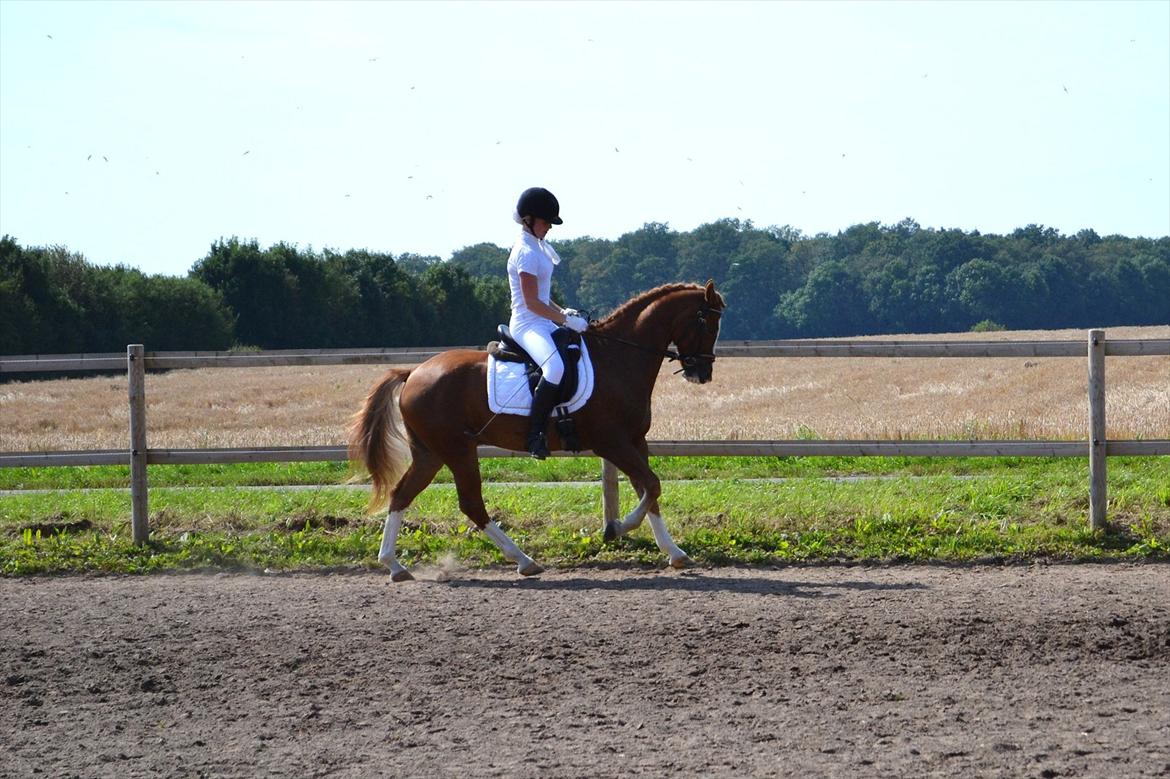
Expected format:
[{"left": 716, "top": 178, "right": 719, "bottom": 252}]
[{"left": 517, "top": 187, "right": 563, "bottom": 225}]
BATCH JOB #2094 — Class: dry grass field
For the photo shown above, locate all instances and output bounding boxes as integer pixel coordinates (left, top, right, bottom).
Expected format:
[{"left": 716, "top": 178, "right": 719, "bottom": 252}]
[{"left": 1, "top": 326, "right": 1166, "bottom": 452}]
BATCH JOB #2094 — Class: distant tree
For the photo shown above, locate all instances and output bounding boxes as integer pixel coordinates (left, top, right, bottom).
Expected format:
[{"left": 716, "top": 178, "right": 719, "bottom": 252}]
[
  {"left": 420, "top": 263, "right": 501, "bottom": 345},
  {"left": 618, "top": 222, "right": 679, "bottom": 271},
  {"left": 450, "top": 243, "right": 508, "bottom": 279},
  {"left": 192, "top": 239, "right": 300, "bottom": 347},
  {"left": 720, "top": 233, "right": 795, "bottom": 339},
  {"left": 121, "top": 274, "right": 235, "bottom": 349},
  {"left": 338, "top": 249, "right": 427, "bottom": 347},
  {"left": 394, "top": 252, "right": 442, "bottom": 275},
  {"left": 675, "top": 218, "right": 745, "bottom": 282},
  {"left": 945, "top": 258, "right": 1014, "bottom": 329},
  {"left": 776, "top": 260, "right": 868, "bottom": 337},
  {"left": 6, "top": 217, "right": 1168, "bottom": 357},
  {"left": 2, "top": 237, "right": 234, "bottom": 353}
]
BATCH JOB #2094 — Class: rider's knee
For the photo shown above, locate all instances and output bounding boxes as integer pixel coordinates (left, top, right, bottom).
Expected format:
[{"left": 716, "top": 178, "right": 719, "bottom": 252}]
[{"left": 541, "top": 355, "right": 565, "bottom": 384}]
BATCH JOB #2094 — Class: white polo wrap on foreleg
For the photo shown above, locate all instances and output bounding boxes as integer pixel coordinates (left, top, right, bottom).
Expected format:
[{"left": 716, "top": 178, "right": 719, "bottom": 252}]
[
  {"left": 483, "top": 520, "right": 540, "bottom": 575},
  {"left": 648, "top": 512, "right": 690, "bottom": 567},
  {"left": 614, "top": 490, "right": 653, "bottom": 537}
]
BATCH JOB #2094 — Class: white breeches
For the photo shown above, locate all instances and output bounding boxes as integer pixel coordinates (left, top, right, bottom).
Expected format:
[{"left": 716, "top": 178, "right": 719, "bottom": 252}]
[{"left": 511, "top": 319, "right": 565, "bottom": 384}]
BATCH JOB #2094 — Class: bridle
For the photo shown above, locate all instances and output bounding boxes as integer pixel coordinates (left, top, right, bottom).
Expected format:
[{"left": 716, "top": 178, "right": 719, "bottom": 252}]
[{"left": 584, "top": 303, "right": 722, "bottom": 374}]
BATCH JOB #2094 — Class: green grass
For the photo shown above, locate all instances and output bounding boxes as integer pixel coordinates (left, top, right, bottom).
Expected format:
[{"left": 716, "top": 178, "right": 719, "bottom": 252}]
[
  {"left": 0, "top": 454, "right": 1136, "bottom": 490},
  {"left": 2, "top": 457, "right": 1167, "bottom": 574}
]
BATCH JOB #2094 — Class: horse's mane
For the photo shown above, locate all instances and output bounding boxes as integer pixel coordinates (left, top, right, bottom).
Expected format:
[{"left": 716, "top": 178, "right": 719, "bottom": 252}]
[{"left": 593, "top": 283, "right": 706, "bottom": 330}]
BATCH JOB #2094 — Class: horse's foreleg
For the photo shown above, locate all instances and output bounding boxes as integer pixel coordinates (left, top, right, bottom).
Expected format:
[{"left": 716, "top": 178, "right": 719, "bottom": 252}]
[
  {"left": 608, "top": 487, "right": 652, "bottom": 540},
  {"left": 648, "top": 512, "right": 692, "bottom": 569},
  {"left": 483, "top": 521, "right": 543, "bottom": 577},
  {"left": 602, "top": 445, "right": 657, "bottom": 542},
  {"left": 599, "top": 442, "right": 690, "bottom": 567}
]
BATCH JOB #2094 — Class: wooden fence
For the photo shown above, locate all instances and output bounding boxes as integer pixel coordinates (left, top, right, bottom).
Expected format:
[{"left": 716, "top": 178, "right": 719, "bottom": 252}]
[{"left": 2, "top": 331, "right": 1167, "bottom": 544}]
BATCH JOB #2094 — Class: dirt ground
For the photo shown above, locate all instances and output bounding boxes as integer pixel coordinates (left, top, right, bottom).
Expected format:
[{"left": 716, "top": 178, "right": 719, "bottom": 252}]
[{"left": 2, "top": 563, "right": 1168, "bottom": 778}]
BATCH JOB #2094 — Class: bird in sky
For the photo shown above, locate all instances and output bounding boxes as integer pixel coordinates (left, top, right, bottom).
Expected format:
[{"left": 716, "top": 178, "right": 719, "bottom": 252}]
[{"left": 243, "top": 150, "right": 251, "bottom": 156}]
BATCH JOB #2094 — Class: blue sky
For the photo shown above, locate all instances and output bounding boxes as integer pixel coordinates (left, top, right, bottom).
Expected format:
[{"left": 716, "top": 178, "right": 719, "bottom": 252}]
[{"left": 1, "top": 0, "right": 1167, "bottom": 277}]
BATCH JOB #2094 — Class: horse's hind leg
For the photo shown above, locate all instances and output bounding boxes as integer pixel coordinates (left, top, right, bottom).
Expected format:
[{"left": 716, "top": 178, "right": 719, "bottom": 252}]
[
  {"left": 446, "top": 446, "right": 543, "bottom": 577},
  {"left": 379, "top": 446, "right": 443, "bottom": 582}
]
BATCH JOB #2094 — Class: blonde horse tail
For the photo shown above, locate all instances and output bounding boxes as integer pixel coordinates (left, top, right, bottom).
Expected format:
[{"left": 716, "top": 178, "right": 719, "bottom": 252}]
[{"left": 348, "top": 368, "right": 414, "bottom": 513}]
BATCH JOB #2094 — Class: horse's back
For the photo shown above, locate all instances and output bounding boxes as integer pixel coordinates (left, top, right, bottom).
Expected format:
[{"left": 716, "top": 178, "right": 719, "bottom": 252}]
[{"left": 399, "top": 350, "right": 490, "bottom": 434}]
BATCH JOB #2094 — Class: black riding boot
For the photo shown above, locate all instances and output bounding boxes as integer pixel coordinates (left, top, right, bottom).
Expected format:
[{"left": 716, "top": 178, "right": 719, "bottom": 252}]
[{"left": 526, "top": 378, "right": 562, "bottom": 460}]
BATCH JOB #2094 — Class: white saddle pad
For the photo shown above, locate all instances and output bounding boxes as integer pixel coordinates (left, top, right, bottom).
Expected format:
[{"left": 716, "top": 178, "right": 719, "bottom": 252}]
[{"left": 487, "top": 339, "right": 594, "bottom": 416}]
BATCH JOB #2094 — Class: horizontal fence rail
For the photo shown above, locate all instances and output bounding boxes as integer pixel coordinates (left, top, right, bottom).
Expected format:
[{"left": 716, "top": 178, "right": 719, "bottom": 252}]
[
  {"left": 3, "top": 338, "right": 1167, "bottom": 373},
  {"left": 2, "top": 332, "right": 1167, "bottom": 543},
  {"left": 2, "top": 439, "right": 1168, "bottom": 470}
]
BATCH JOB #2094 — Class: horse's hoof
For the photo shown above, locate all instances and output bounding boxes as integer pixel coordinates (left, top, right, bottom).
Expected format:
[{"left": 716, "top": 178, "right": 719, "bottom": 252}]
[
  {"left": 518, "top": 561, "right": 544, "bottom": 577},
  {"left": 603, "top": 521, "right": 618, "bottom": 543},
  {"left": 391, "top": 569, "right": 415, "bottom": 583},
  {"left": 669, "top": 554, "right": 693, "bottom": 570}
]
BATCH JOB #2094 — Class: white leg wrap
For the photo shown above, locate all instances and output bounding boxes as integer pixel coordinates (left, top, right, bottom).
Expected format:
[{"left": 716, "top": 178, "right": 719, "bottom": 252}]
[
  {"left": 648, "top": 513, "right": 691, "bottom": 567},
  {"left": 378, "top": 511, "right": 410, "bottom": 578},
  {"left": 614, "top": 490, "right": 653, "bottom": 537},
  {"left": 483, "top": 521, "right": 541, "bottom": 575}
]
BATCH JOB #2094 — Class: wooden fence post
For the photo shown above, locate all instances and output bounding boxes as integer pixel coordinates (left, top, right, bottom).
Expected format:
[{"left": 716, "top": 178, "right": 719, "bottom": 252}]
[
  {"left": 601, "top": 459, "right": 620, "bottom": 524},
  {"left": 1087, "top": 329, "right": 1106, "bottom": 531},
  {"left": 128, "top": 344, "right": 149, "bottom": 544}
]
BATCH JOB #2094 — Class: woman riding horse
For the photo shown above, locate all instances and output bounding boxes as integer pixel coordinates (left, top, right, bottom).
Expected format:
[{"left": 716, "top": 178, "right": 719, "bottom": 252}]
[
  {"left": 506, "top": 187, "right": 589, "bottom": 459},
  {"left": 350, "top": 272, "right": 725, "bottom": 582}
]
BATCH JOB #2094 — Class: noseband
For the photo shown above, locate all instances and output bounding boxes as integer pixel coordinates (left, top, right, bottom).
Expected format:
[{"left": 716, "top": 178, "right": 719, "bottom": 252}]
[{"left": 671, "top": 304, "right": 721, "bottom": 373}]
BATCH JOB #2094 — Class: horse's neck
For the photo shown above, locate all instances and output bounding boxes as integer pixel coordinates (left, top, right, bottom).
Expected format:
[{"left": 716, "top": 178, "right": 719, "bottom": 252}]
[
  {"left": 604, "top": 289, "right": 693, "bottom": 349},
  {"left": 595, "top": 290, "right": 695, "bottom": 391}
]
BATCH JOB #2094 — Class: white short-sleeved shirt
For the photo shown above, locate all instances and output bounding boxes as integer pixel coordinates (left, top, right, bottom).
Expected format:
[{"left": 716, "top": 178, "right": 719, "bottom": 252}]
[{"left": 507, "top": 231, "right": 562, "bottom": 330}]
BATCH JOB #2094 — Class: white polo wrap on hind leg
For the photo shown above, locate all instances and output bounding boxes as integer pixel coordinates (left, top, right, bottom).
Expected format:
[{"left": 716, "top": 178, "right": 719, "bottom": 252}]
[{"left": 378, "top": 511, "right": 410, "bottom": 578}]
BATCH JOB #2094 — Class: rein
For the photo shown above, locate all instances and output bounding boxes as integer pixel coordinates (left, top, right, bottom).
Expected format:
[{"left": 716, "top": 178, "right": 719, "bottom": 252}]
[{"left": 583, "top": 303, "right": 721, "bottom": 373}]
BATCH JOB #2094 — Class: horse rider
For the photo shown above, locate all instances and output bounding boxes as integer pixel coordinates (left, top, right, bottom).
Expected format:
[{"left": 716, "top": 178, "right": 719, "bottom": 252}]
[{"left": 507, "top": 187, "right": 589, "bottom": 459}]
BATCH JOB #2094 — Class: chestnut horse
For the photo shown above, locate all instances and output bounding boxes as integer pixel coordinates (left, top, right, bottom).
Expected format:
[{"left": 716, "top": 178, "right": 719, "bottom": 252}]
[{"left": 348, "top": 280, "right": 725, "bottom": 581}]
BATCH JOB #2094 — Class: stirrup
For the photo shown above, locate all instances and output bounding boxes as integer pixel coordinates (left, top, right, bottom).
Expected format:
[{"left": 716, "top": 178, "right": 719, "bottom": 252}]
[{"left": 527, "top": 431, "right": 550, "bottom": 460}]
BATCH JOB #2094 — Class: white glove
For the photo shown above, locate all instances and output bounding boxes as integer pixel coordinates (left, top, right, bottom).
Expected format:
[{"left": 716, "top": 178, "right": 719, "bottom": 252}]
[
  {"left": 563, "top": 314, "right": 589, "bottom": 333},
  {"left": 562, "top": 308, "right": 581, "bottom": 319}
]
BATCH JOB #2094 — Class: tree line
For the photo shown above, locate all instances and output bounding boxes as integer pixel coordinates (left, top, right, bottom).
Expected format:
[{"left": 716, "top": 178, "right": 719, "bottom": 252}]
[{"left": 2, "top": 219, "right": 1167, "bottom": 355}]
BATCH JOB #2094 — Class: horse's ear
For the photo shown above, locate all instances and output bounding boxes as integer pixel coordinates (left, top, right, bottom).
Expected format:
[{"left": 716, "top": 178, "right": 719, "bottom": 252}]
[{"left": 704, "top": 279, "right": 717, "bottom": 303}]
